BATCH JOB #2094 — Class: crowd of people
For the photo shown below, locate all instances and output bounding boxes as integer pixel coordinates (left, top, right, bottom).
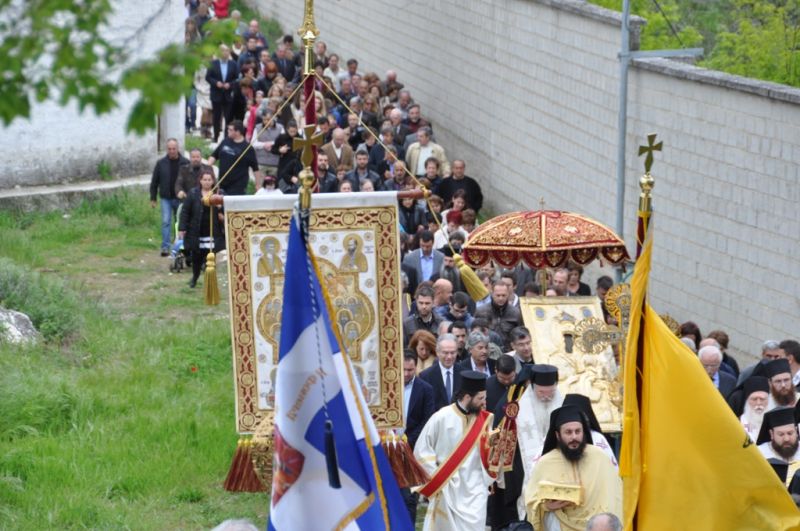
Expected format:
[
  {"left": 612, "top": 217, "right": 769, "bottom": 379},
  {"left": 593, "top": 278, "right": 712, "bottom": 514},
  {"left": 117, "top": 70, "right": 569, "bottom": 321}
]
[
  {"left": 151, "top": 2, "right": 486, "bottom": 288},
  {"left": 153, "top": 4, "right": 800, "bottom": 530}
]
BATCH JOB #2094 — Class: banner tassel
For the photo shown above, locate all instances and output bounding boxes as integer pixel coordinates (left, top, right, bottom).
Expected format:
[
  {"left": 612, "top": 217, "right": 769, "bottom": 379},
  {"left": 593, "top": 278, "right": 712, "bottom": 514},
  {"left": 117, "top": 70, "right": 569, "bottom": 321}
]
[
  {"left": 325, "top": 420, "right": 342, "bottom": 489},
  {"left": 454, "top": 254, "right": 489, "bottom": 302},
  {"left": 204, "top": 252, "right": 220, "bottom": 305}
]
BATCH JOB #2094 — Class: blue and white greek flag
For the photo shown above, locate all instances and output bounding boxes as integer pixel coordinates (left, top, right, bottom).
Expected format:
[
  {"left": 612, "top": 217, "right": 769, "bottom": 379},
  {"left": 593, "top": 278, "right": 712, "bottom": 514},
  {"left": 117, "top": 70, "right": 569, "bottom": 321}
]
[{"left": 268, "top": 212, "right": 412, "bottom": 531}]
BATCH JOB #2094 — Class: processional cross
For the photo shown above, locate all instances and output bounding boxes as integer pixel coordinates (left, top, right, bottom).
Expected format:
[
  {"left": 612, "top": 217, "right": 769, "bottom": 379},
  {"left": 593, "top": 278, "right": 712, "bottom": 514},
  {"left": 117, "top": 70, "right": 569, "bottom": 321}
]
[
  {"left": 293, "top": 125, "right": 323, "bottom": 168},
  {"left": 637, "top": 133, "right": 662, "bottom": 174}
]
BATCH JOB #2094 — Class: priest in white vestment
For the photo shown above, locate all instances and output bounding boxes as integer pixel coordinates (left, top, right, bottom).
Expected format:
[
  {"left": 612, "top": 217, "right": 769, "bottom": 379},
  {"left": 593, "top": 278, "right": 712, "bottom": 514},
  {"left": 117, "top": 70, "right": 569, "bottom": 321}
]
[
  {"left": 515, "top": 364, "right": 563, "bottom": 513},
  {"left": 414, "top": 371, "right": 494, "bottom": 531},
  {"left": 764, "top": 358, "right": 799, "bottom": 409},
  {"left": 524, "top": 405, "right": 622, "bottom": 531}
]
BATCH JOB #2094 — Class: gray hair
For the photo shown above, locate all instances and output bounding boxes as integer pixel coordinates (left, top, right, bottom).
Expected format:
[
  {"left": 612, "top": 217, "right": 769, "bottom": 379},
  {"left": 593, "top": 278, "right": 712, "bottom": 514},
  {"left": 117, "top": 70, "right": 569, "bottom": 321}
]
[
  {"left": 211, "top": 519, "right": 259, "bottom": 531},
  {"left": 418, "top": 126, "right": 432, "bottom": 137},
  {"left": 585, "top": 512, "right": 622, "bottom": 531},
  {"left": 698, "top": 345, "right": 723, "bottom": 363},
  {"left": 436, "top": 333, "right": 457, "bottom": 351},
  {"left": 465, "top": 331, "right": 489, "bottom": 351},
  {"left": 681, "top": 337, "right": 697, "bottom": 353},
  {"left": 763, "top": 339, "right": 781, "bottom": 352}
]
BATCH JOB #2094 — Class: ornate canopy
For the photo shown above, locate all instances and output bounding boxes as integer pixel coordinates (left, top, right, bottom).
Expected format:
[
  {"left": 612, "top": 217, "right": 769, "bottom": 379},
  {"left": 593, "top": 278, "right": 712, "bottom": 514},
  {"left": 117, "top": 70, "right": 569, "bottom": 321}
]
[{"left": 461, "top": 210, "right": 629, "bottom": 269}]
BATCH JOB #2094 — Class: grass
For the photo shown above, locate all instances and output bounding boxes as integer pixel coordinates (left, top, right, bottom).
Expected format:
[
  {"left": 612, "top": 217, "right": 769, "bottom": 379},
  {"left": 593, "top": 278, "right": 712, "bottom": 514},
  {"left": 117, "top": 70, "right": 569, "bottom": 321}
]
[{"left": 0, "top": 190, "right": 265, "bottom": 529}]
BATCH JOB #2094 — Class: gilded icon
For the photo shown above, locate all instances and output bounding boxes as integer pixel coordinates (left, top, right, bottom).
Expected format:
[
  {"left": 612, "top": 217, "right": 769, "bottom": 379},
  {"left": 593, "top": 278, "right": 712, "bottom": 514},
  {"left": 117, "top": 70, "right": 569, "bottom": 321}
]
[
  {"left": 339, "top": 234, "right": 368, "bottom": 272},
  {"left": 257, "top": 237, "right": 284, "bottom": 276}
]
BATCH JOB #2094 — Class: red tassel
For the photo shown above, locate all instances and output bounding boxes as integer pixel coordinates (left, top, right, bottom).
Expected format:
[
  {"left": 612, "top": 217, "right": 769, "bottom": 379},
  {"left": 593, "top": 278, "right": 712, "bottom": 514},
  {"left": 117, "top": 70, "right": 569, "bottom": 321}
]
[
  {"left": 224, "top": 438, "right": 267, "bottom": 492},
  {"left": 399, "top": 434, "right": 430, "bottom": 487}
]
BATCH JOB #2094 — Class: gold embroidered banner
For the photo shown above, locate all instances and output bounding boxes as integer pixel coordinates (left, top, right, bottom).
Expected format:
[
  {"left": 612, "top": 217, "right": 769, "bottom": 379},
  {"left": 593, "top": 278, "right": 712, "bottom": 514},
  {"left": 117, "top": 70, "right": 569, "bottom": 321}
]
[{"left": 224, "top": 193, "right": 404, "bottom": 433}]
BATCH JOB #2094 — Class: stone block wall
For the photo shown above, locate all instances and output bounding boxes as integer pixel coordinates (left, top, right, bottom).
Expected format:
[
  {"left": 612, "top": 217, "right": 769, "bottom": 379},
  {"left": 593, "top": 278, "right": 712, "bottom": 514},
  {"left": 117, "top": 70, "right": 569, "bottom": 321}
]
[{"left": 252, "top": 0, "right": 799, "bottom": 359}]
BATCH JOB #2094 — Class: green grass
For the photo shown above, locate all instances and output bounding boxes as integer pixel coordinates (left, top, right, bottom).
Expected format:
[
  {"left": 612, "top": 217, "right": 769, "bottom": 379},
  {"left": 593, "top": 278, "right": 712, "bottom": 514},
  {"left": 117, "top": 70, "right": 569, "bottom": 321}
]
[{"left": 0, "top": 190, "right": 265, "bottom": 529}]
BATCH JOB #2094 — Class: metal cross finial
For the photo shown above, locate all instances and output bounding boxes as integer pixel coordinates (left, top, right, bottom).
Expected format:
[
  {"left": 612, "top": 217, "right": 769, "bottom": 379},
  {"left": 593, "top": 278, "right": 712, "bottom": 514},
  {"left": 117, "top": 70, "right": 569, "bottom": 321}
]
[
  {"left": 293, "top": 125, "right": 323, "bottom": 168},
  {"left": 638, "top": 133, "right": 662, "bottom": 173},
  {"left": 298, "top": 0, "right": 319, "bottom": 38}
]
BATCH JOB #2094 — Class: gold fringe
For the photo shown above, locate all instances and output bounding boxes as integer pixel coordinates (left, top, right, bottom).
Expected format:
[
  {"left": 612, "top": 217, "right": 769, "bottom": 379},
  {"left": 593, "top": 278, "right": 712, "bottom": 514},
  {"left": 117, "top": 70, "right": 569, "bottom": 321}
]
[
  {"left": 204, "top": 252, "right": 220, "bottom": 305},
  {"left": 454, "top": 254, "right": 488, "bottom": 301}
]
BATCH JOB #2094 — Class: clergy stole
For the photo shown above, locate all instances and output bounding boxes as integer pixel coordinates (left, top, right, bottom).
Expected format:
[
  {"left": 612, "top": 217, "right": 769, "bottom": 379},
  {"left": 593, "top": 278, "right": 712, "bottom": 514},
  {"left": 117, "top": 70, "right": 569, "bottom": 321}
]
[{"left": 524, "top": 445, "right": 622, "bottom": 531}]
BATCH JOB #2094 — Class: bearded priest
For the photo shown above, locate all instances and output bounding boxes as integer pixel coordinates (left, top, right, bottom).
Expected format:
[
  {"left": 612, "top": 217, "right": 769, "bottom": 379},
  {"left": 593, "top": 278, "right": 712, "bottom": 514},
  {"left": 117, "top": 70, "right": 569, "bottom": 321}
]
[
  {"left": 524, "top": 405, "right": 621, "bottom": 531},
  {"left": 414, "top": 371, "right": 494, "bottom": 531}
]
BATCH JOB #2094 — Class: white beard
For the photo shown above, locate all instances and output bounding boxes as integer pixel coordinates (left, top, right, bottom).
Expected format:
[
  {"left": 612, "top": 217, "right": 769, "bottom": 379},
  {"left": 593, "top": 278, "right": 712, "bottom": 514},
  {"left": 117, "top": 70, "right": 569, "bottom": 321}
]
[
  {"left": 530, "top": 389, "right": 563, "bottom": 440},
  {"left": 741, "top": 403, "right": 765, "bottom": 436}
]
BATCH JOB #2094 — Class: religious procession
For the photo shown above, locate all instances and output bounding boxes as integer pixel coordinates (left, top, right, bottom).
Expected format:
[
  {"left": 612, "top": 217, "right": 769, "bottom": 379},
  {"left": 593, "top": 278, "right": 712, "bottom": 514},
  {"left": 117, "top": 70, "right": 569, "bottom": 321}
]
[
  {"left": 3, "top": 0, "right": 799, "bottom": 530},
  {"left": 156, "top": 2, "right": 800, "bottom": 530}
]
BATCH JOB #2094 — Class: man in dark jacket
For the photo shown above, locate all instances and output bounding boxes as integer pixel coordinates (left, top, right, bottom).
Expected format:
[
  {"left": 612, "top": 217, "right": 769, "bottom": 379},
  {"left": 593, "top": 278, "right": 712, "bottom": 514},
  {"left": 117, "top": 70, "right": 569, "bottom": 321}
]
[
  {"left": 474, "top": 281, "right": 522, "bottom": 350},
  {"left": 149, "top": 138, "right": 188, "bottom": 256},
  {"left": 206, "top": 44, "right": 239, "bottom": 142}
]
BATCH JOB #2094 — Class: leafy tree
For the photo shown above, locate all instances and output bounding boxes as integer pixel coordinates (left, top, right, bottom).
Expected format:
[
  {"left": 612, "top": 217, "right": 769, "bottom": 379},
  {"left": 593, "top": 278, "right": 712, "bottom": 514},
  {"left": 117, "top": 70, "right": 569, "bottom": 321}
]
[{"left": 0, "top": 0, "right": 237, "bottom": 133}]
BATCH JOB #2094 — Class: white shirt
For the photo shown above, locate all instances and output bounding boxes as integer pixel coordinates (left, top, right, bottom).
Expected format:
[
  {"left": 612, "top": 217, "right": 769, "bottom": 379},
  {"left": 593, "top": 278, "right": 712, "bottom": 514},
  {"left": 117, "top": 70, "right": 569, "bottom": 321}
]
[
  {"left": 403, "top": 377, "right": 414, "bottom": 426},
  {"left": 415, "top": 145, "right": 434, "bottom": 175},
  {"left": 470, "top": 357, "right": 491, "bottom": 376}
]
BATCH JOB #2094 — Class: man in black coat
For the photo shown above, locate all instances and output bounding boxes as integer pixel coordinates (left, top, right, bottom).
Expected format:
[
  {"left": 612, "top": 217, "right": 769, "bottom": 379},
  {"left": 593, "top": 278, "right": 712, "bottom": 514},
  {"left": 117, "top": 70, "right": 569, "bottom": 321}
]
[
  {"left": 149, "top": 138, "right": 188, "bottom": 256},
  {"left": 419, "top": 334, "right": 462, "bottom": 411},
  {"left": 401, "top": 352, "right": 435, "bottom": 524},
  {"left": 455, "top": 330, "right": 497, "bottom": 378},
  {"left": 205, "top": 44, "right": 239, "bottom": 142},
  {"left": 485, "top": 355, "right": 517, "bottom": 413}
]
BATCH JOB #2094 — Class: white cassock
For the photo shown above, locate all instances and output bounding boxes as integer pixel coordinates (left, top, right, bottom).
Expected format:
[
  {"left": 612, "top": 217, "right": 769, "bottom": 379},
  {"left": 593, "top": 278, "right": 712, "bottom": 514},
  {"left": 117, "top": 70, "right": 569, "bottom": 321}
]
[
  {"left": 514, "top": 388, "right": 563, "bottom": 518},
  {"left": 740, "top": 414, "right": 761, "bottom": 442},
  {"left": 414, "top": 404, "right": 493, "bottom": 531}
]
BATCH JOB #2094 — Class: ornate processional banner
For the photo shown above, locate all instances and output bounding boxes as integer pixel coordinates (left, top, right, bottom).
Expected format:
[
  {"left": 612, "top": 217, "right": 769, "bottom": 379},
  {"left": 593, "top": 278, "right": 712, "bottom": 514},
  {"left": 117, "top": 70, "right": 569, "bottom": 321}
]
[
  {"left": 519, "top": 296, "right": 622, "bottom": 432},
  {"left": 224, "top": 193, "right": 404, "bottom": 433}
]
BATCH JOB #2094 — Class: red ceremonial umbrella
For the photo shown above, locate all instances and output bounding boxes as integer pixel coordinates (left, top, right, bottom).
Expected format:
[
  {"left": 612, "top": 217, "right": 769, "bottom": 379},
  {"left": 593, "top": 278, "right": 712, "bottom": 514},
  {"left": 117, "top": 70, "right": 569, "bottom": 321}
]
[{"left": 461, "top": 210, "right": 629, "bottom": 269}]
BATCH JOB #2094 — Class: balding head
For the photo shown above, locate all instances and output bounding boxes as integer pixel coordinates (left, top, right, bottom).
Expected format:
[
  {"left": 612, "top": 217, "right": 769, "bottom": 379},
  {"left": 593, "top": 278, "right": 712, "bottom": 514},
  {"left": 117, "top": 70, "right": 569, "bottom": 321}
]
[
  {"left": 698, "top": 337, "right": 720, "bottom": 350},
  {"left": 698, "top": 345, "right": 723, "bottom": 379},
  {"left": 332, "top": 127, "right": 345, "bottom": 147},
  {"left": 433, "top": 278, "right": 453, "bottom": 305},
  {"left": 585, "top": 513, "right": 622, "bottom": 531}
]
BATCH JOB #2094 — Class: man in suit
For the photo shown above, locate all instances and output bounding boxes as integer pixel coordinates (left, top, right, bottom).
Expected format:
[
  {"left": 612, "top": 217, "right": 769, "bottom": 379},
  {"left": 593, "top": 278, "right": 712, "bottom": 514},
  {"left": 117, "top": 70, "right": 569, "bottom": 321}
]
[
  {"left": 699, "top": 345, "right": 737, "bottom": 398},
  {"left": 320, "top": 128, "right": 354, "bottom": 173},
  {"left": 401, "top": 230, "right": 444, "bottom": 294},
  {"left": 205, "top": 44, "right": 239, "bottom": 142},
  {"left": 419, "top": 334, "right": 462, "bottom": 411},
  {"left": 388, "top": 108, "right": 410, "bottom": 147},
  {"left": 485, "top": 355, "right": 517, "bottom": 413},
  {"left": 403, "top": 353, "right": 435, "bottom": 448},
  {"left": 271, "top": 43, "right": 297, "bottom": 83},
  {"left": 401, "top": 352, "right": 435, "bottom": 523},
  {"left": 456, "top": 331, "right": 496, "bottom": 378}
]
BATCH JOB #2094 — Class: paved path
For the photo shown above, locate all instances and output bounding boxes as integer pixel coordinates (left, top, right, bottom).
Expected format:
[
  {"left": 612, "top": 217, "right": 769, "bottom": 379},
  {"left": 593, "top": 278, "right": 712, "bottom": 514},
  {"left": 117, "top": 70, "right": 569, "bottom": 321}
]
[{"left": 0, "top": 175, "right": 150, "bottom": 212}]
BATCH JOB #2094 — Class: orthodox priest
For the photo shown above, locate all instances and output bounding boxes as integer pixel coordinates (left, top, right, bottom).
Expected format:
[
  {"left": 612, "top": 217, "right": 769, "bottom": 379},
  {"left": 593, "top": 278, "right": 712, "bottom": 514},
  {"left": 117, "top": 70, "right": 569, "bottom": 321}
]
[
  {"left": 524, "top": 405, "right": 622, "bottom": 531},
  {"left": 756, "top": 406, "right": 800, "bottom": 464},
  {"left": 740, "top": 376, "right": 770, "bottom": 441},
  {"left": 414, "top": 371, "right": 494, "bottom": 531},
  {"left": 487, "top": 364, "right": 562, "bottom": 529},
  {"left": 561, "top": 394, "right": 617, "bottom": 468}
]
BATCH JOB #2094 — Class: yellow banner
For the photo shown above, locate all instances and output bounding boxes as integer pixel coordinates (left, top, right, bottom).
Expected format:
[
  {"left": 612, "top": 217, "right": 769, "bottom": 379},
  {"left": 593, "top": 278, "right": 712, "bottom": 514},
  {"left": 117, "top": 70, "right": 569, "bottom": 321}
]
[{"left": 621, "top": 231, "right": 800, "bottom": 530}]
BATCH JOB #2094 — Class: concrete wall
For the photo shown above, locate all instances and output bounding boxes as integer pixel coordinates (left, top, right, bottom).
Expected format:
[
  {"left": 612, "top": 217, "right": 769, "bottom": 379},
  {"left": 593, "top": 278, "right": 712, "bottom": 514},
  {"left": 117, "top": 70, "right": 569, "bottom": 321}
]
[
  {"left": 0, "top": 0, "right": 185, "bottom": 188},
  {"left": 252, "top": 0, "right": 800, "bottom": 359}
]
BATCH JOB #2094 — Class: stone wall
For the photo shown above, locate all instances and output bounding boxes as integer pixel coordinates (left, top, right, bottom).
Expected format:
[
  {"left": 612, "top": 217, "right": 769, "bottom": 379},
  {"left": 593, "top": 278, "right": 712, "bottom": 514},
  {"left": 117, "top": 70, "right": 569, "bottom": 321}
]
[
  {"left": 0, "top": 0, "right": 185, "bottom": 188},
  {"left": 252, "top": 0, "right": 800, "bottom": 359}
]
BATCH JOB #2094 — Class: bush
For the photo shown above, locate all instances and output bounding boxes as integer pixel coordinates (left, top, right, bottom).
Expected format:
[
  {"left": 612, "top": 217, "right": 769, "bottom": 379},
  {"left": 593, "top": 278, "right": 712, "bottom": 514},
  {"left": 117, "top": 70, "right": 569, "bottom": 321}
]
[{"left": 0, "top": 258, "right": 87, "bottom": 341}]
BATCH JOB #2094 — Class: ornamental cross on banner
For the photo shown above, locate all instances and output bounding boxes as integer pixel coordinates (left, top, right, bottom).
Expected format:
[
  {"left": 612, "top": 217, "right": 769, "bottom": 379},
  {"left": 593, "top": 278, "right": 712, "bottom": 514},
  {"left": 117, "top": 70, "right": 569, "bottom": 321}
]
[
  {"left": 638, "top": 133, "right": 662, "bottom": 173},
  {"left": 293, "top": 125, "right": 323, "bottom": 168}
]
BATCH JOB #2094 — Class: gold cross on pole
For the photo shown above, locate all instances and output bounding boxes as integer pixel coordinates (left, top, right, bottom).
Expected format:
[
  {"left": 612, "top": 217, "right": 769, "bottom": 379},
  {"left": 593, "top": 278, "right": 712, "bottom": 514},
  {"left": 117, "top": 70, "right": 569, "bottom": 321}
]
[
  {"left": 293, "top": 125, "right": 323, "bottom": 168},
  {"left": 638, "top": 133, "right": 662, "bottom": 173}
]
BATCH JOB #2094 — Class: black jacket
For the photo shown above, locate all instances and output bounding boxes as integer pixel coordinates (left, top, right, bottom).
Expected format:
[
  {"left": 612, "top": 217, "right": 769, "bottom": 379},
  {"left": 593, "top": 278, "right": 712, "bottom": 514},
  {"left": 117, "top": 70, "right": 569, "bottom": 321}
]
[
  {"left": 405, "top": 377, "right": 435, "bottom": 449},
  {"left": 419, "top": 360, "right": 463, "bottom": 412},
  {"left": 178, "top": 187, "right": 226, "bottom": 252},
  {"left": 206, "top": 59, "right": 239, "bottom": 103},
  {"left": 150, "top": 155, "right": 188, "bottom": 201}
]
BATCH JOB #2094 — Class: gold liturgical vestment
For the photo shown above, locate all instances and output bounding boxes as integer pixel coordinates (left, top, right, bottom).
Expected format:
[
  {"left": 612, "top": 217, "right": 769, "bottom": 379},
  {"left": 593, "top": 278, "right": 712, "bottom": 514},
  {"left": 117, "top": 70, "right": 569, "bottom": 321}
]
[
  {"left": 414, "top": 405, "right": 493, "bottom": 531},
  {"left": 524, "top": 444, "right": 621, "bottom": 531}
]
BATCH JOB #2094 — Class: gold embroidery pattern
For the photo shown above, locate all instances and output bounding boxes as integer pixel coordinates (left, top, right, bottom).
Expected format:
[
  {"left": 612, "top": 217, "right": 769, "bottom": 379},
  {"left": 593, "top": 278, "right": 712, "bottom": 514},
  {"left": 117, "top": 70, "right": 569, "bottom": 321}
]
[{"left": 227, "top": 206, "right": 403, "bottom": 433}]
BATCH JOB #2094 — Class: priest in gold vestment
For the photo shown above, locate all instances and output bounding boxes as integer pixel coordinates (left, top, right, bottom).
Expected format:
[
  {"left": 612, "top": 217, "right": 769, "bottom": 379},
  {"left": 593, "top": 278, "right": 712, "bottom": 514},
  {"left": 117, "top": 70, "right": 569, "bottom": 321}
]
[
  {"left": 414, "top": 371, "right": 494, "bottom": 531},
  {"left": 524, "top": 405, "right": 621, "bottom": 531}
]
